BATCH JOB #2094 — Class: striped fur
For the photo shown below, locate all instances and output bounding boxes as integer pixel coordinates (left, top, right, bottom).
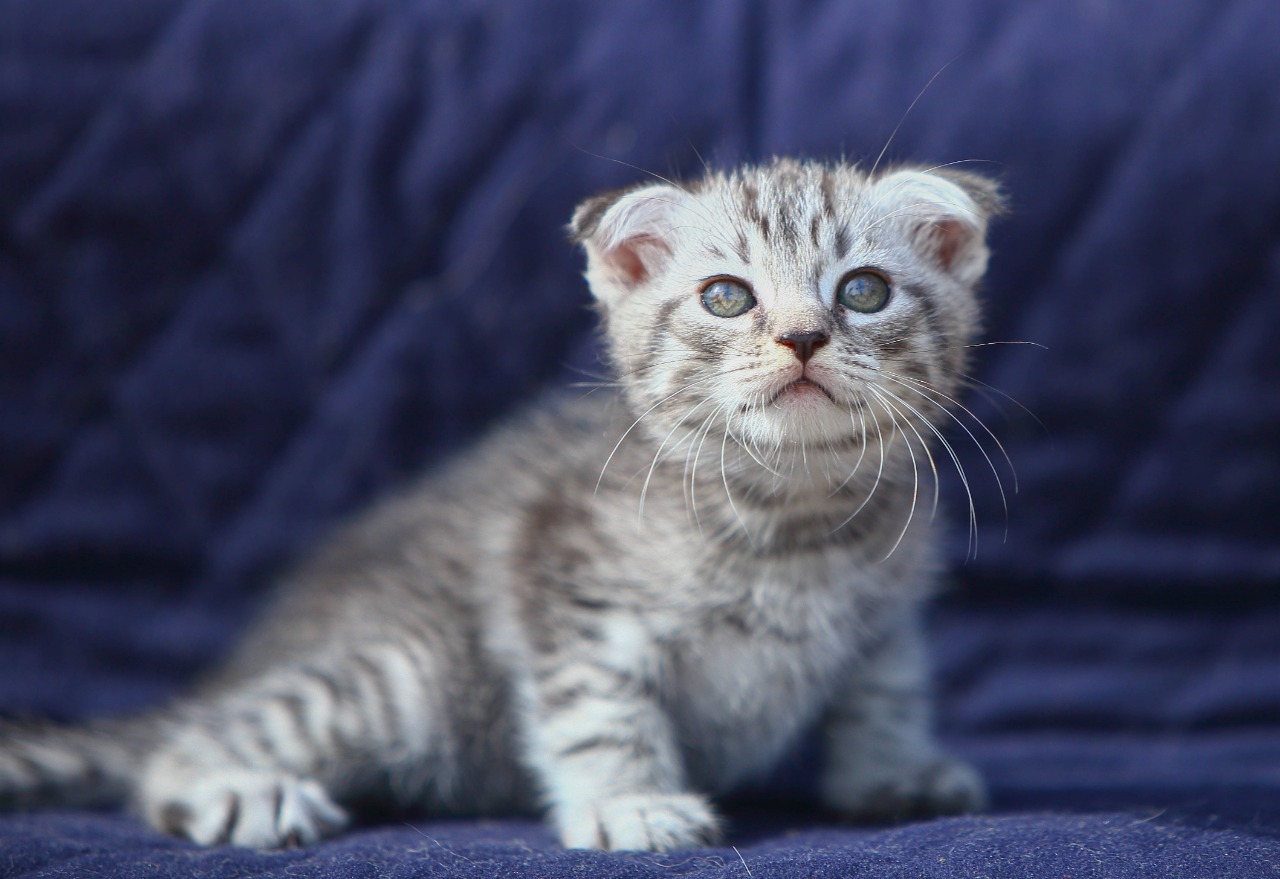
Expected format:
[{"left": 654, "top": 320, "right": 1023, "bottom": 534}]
[{"left": 0, "top": 159, "right": 1003, "bottom": 851}]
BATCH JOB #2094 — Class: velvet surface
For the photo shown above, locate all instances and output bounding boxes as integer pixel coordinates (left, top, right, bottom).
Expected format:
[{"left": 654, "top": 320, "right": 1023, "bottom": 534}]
[{"left": 2, "top": 0, "right": 1278, "bottom": 874}]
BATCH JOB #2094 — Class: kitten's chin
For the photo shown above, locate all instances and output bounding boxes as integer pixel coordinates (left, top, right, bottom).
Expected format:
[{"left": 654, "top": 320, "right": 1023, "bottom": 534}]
[{"left": 747, "top": 390, "right": 862, "bottom": 448}]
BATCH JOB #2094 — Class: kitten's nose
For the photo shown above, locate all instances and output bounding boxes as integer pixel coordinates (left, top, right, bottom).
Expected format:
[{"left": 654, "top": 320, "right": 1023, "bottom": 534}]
[{"left": 776, "top": 330, "right": 829, "bottom": 364}]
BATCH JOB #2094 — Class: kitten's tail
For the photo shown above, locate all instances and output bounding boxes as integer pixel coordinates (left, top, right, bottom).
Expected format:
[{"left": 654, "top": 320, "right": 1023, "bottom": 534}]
[{"left": 0, "top": 714, "right": 158, "bottom": 809}]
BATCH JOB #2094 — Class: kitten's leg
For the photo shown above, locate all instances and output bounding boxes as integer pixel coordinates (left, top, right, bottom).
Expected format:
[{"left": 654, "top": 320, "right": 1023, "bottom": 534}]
[
  {"left": 142, "top": 641, "right": 440, "bottom": 848},
  {"left": 819, "top": 613, "right": 986, "bottom": 821},
  {"left": 523, "top": 620, "right": 720, "bottom": 852}
]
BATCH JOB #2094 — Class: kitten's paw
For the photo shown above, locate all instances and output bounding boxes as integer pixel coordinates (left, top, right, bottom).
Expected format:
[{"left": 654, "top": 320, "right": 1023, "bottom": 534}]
[
  {"left": 821, "top": 755, "right": 986, "bottom": 823},
  {"left": 556, "top": 792, "right": 722, "bottom": 852},
  {"left": 146, "top": 769, "right": 348, "bottom": 848}
]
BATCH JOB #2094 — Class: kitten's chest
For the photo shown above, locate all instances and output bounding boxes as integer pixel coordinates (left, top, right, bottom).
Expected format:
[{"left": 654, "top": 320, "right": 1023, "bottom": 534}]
[{"left": 659, "top": 565, "right": 876, "bottom": 792}]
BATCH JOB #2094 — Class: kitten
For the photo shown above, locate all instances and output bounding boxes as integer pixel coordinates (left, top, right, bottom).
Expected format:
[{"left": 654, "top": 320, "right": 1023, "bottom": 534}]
[{"left": 0, "top": 158, "right": 1003, "bottom": 852}]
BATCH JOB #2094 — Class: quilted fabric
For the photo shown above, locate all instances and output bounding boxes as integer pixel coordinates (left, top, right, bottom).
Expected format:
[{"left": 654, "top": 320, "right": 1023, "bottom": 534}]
[{"left": 2, "top": 0, "right": 1279, "bottom": 875}]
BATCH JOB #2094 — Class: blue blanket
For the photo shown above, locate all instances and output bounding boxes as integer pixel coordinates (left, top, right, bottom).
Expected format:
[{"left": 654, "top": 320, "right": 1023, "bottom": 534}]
[{"left": 3, "top": 0, "right": 1279, "bottom": 875}]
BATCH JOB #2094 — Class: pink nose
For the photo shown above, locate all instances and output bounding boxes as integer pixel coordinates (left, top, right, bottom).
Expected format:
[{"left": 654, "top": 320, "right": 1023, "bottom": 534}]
[{"left": 776, "top": 330, "right": 829, "bottom": 363}]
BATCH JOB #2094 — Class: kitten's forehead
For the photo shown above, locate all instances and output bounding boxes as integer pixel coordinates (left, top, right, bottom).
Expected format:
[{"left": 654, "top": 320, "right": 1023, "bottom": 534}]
[
  {"left": 683, "top": 160, "right": 874, "bottom": 307},
  {"left": 698, "top": 159, "right": 865, "bottom": 252},
  {"left": 727, "top": 159, "right": 855, "bottom": 221}
]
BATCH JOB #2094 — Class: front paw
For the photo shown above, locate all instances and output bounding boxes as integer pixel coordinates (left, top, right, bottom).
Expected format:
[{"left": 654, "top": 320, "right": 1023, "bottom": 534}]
[
  {"left": 555, "top": 792, "right": 722, "bottom": 852},
  {"left": 144, "top": 767, "right": 348, "bottom": 848},
  {"left": 821, "top": 755, "right": 987, "bottom": 823}
]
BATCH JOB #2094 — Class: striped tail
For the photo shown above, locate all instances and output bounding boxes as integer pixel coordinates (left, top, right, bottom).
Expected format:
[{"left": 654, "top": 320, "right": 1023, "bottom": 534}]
[{"left": 0, "top": 715, "right": 157, "bottom": 809}]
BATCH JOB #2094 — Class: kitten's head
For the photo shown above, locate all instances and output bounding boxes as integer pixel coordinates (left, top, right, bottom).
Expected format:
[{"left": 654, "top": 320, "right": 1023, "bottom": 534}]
[{"left": 572, "top": 159, "right": 1004, "bottom": 453}]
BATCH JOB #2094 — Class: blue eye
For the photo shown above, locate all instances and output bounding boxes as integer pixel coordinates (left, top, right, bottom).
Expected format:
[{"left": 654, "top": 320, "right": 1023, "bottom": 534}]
[
  {"left": 700, "top": 279, "right": 756, "bottom": 318},
  {"left": 837, "top": 270, "right": 891, "bottom": 313}
]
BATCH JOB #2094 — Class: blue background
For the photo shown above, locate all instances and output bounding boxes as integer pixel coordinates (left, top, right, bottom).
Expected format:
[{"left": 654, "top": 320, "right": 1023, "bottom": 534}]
[{"left": 2, "top": 0, "right": 1278, "bottom": 875}]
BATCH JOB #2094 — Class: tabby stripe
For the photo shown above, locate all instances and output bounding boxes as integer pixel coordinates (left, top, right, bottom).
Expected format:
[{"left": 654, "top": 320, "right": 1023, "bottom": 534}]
[
  {"left": 379, "top": 644, "right": 429, "bottom": 752},
  {"left": 233, "top": 707, "right": 281, "bottom": 763},
  {"left": 533, "top": 653, "right": 638, "bottom": 687},
  {"left": 834, "top": 224, "right": 852, "bottom": 260},
  {"left": 298, "top": 667, "right": 351, "bottom": 753},
  {"left": 2, "top": 750, "right": 41, "bottom": 785},
  {"left": 773, "top": 204, "right": 799, "bottom": 247},
  {"left": 259, "top": 694, "right": 313, "bottom": 768},
  {"left": 820, "top": 170, "right": 836, "bottom": 219},
  {"left": 555, "top": 733, "right": 651, "bottom": 760},
  {"left": 540, "top": 684, "right": 589, "bottom": 712},
  {"left": 17, "top": 738, "right": 87, "bottom": 778},
  {"left": 205, "top": 709, "right": 267, "bottom": 767},
  {"left": 906, "top": 284, "right": 944, "bottom": 349},
  {"left": 274, "top": 693, "right": 316, "bottom": 751},
  {"left": 351, "top": 652, "right": 398, "bottom": 747},
  {"left": 539, "top": 673, "right": 646, "bottom": 712},
  {"left": 671, "top": 326, "right": 727, "bottom": 360}
]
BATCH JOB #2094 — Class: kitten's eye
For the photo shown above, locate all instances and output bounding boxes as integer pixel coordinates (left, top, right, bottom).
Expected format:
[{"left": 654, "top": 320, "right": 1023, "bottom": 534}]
[
  {"left": 700, "top": 279, "right": 756, "bottom": 318},
  {"left": 837, "top": 270, "right": 891, "bottom": 314}
]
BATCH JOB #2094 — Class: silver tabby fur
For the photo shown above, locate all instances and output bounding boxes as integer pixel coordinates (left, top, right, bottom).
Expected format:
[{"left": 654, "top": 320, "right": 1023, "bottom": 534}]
[{"left": 0, "top": 158, "right": 1004, "bottom": 852}]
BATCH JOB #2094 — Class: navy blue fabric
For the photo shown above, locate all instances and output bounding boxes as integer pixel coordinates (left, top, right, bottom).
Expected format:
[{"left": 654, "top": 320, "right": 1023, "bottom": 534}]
[{"left": 2, "top": 0, "right": 1279, "bottom": 874}]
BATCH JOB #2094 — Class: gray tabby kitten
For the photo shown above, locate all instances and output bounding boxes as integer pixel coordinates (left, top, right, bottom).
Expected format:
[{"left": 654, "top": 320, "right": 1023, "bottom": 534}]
[{"left": 0, "top": 158, "right": 1003, "bottom": 852}]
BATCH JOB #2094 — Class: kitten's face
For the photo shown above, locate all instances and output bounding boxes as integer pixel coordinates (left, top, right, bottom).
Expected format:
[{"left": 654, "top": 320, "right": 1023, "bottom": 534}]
[{"left": 573, "top": 160, "right": 1002, "bottom": 455}]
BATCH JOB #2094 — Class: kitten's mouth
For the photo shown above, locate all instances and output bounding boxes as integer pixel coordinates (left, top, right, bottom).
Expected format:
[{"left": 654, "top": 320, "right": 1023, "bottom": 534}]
[{"left": 768, "top": 377, "right": 836, "bottom": 407}]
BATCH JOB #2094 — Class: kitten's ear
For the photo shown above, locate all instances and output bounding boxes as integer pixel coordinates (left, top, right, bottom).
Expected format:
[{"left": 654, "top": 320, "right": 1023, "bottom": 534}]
[
  {"left": 570, "top": 184, "right": 684, "bottom": 300},
  {"left": 873, "top": 169, "right": 1006, "bottom": 286}
]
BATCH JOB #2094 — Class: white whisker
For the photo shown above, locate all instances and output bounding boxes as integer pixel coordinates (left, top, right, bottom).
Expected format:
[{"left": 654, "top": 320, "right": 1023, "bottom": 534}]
[
  {"left": 686, "top": 404, "right": 723, "bottom": 536},
  {"left": 868, "top": 62, "right": 952, "bottom": 180},
  {"left": 866, "top": 388, "right": 924, "bottom": 563},
  {"left": 872, "top": 387, "right": 942, "bottom": 521},
  {"left": 595, "top": 374, "right": 722, "bottom": 499},
  {"left": 882, "top": 369, "right": 1018, "bottom": 500},
  {"left": 940, "top": 367, "right": 1049, "bottom": 435},
  {"left": 831, "top": 397, "right": 871, "bottom": 496},
  {"left": 639, "top": 398, "right": 713, "bottom": 523},
  {"left": 873, "top": 384, "right": 978, "bottom": 559},
  {"left": 719, "top": 413, "right": 752, "bottom": 546},
  {"left": 831, "top": 406, "right": 895, "bottom": 536}
]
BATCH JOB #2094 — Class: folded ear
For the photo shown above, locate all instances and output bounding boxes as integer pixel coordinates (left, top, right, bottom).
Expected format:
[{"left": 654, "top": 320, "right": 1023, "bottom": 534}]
[
  {"left": 570, "top": 183, "right": 685, "bottom": 303},
  {"left": 872, "top": 168, "right": 1006, "bottom": 287}
]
